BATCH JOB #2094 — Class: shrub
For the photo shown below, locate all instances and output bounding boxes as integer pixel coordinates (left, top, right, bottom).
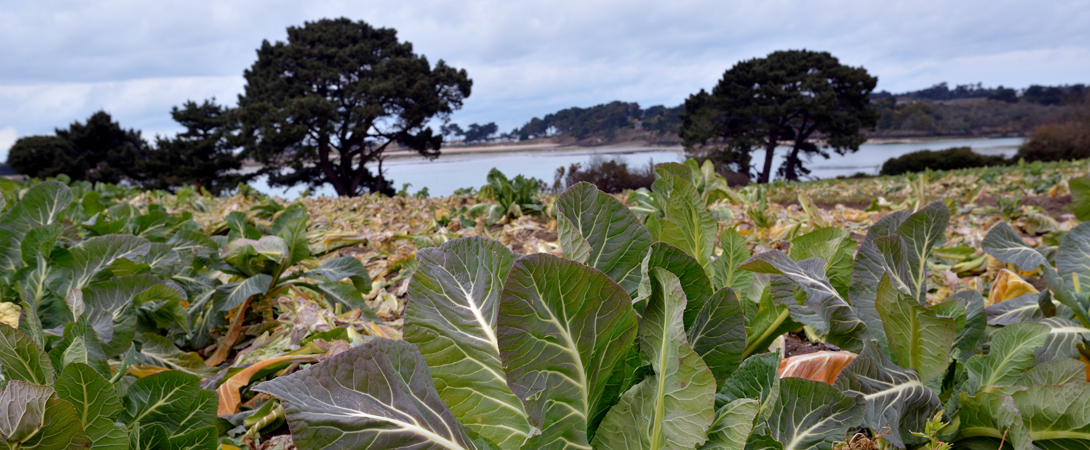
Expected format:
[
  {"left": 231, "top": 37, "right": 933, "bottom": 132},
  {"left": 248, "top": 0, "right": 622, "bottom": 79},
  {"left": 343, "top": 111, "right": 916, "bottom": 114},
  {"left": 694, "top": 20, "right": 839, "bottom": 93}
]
[
  {"left": 879, "top": 146, "right": 1009, "bottom": 176},
  {"left": 1014, "top": 119, "right": 1090, "bottom": 162},
  {"left": 551, "top": 156, "right": 656, "bottom": 193}
]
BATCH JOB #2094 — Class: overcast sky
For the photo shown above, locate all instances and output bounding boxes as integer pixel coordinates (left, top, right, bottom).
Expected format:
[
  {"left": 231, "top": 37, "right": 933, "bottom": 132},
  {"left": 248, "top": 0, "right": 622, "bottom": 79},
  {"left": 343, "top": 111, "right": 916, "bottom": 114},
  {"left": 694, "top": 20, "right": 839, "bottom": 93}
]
[{"left": 1, "top": 0, "right": 1088, "bottom": 158}]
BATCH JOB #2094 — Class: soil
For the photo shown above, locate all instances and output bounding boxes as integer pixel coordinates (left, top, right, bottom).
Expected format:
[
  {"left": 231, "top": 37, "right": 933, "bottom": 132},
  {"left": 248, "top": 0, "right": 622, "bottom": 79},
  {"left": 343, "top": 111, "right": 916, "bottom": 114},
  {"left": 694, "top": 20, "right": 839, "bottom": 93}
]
[{"left": 783, "top": 333, "right": 836, "bottom": 357}]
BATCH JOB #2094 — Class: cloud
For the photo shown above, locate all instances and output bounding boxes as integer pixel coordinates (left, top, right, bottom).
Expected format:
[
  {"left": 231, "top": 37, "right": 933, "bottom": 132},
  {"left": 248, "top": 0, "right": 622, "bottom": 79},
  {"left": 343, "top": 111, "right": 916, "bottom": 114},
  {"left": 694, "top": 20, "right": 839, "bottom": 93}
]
[
  {"left": 1, "top": 0, "right": 1087, "bottom": 138},
  {"left": 0, "top": 128, "right": 15, "bottom": 162}
]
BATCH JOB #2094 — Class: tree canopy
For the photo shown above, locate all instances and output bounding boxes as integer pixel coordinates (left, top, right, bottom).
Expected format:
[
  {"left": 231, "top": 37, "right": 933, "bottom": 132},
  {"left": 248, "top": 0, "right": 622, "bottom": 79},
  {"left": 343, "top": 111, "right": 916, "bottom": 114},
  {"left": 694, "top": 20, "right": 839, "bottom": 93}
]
[
  {"left": 680, "top": 50, "right": 879, "bottom": 183},
  {"left": 144, "top": 99, "right": 250, "bottom": 194},
  {"left": 7, "top": 111, "right": 150, "bottom": 184},
  {"left": 237, "top": 17, "right": 472, "bottom": 196}
]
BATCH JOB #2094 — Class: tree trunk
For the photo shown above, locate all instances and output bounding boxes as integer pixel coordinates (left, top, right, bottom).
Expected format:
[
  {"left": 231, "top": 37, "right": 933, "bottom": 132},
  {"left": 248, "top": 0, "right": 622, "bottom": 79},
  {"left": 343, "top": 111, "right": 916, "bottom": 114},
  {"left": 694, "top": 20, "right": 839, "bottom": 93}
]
[{"left": 759, "top": 139, "right": 777, "bottom": 184}]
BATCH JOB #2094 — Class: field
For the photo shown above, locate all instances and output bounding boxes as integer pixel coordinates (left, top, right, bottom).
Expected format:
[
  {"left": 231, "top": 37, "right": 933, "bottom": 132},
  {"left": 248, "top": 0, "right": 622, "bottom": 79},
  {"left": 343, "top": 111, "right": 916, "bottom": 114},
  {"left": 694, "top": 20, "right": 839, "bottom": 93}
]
[{"left": 1, "top": 158, "right": 1088, "bottom": 450}]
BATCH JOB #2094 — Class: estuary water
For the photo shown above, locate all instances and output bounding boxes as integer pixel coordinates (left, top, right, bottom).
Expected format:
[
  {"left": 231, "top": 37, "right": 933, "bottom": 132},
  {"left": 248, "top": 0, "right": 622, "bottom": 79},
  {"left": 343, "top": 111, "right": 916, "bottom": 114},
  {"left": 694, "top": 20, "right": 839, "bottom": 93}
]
[{"left": 250, "top": 137, "right": 1023, "bottom": 198}]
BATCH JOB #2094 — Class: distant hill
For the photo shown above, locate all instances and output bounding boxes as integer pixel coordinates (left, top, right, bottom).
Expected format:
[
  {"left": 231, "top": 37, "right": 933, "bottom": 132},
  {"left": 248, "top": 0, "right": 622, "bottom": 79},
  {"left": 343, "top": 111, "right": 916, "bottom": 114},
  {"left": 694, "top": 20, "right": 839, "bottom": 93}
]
[{"left": 499, "top": 82, "right": 1086, "bottom": 145}]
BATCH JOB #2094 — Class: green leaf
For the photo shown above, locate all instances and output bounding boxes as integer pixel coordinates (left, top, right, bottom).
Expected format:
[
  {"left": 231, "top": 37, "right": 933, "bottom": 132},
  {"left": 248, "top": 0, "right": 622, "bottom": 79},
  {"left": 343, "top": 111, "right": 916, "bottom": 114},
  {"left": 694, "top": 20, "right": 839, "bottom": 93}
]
[
  {"left": 215, "top": 274, "right": 272, "bottom": 312},
  {"left": 55, "top": 362, "right": 128, "bottom": 450},
  {"left": 254, "top": 339, "right": 481, "bottom": 450},
  {"left": 710, "top": 229, "right": 753, "bottom": 296},
  {"left": 895, "top": 201, "right": 950, "bottom": 302},
  {"left": 1016, "top": 358, "right": 1088, "bottom": 387},
  {"left": 983, "top": 222, "right": 1049, "bottom": 271},
  {"left": 134, "top": 284, "right": 189, "bottom": 331},
  {"left": 0, "top": 323, "right": 53, "bottom": 384},
  {"left": 788, "top": 227, "right": 856, "bottom": 300},
  {"left": 1010, "top": 383, "right": 1090, "bottom": 450},
  {"left": 497, "top": 253, "right": 639, "bottom": 449},
  {"left": 166, "top": 426, "right": 217, "bottom": 450},
  {"left": 134, "top": 333, "right": 216, "bottom": 378},
  {"left": 172, "top": 389, "right": 216, "bottom": 438},
  {"left": 592, "top": 268, "right": 717, "bottom": 450},
  {"left": 221, "top": 236, "right": 289, "bottom": 277},
  {"left": 716, "top": 352, "right": 780, "bottom": 410},
  {"left": 833, "top": 341, "right": 940, "bottom": 448},
  {"left": 1070, "top": 175, "right": 1090, "bottom": 222},
  {"left": 964, "top": 322, "right": 1050, "bottom": 395},
  {"left": 302, "top": 256, "right": 371, "bottom": 294},
  {"left": 740, "top": 251, "right": 868, "bottom": 352},
  {"left": 688, "top": 287, "right": 746, "bottom": 389},
  {"left": 985, "top": 293, "right": 1043, "bottom": 325},
  {"left": 60, "top": 234, "right": 152, "bottom": 296},
  {"left": 1057, "top": 221, "right": 1090, "bottom": 293},
  {"left": 758, "top": 377, "right": 864, "bottom": 450},
  {"left": 957, "top": 392, "right": 1031, "bottom": 450},
  {"left": 742, "top": 281, "right": 800, "bottom": 359},
  {"left": 941, "top": 290, "right": 987, "bottom": 360},
  {"left": 874, "top": 275, "right": 955, "bottom": 383},
  {"left": 848, "top": 211, "right": 911, "bottom": 356},
  {"left": 404, "top": 237, "right": 530, "bottom": 449},
  {"left": 10, "top": 392, "right": 89, "bottom": 450},
  {"left": 635, "top": 242, "right": 714, "bottom": 322},
  {"left": 0, "top": 380, "right": 52, "bottom": 445},
  {"left": 119, "top": 370, "right": 203, "bottom": 433},
  {"left": 276, "top": 215, "right": 310, "bottom": 267},
  {"left": 1035, "top": 317, "right": 1090, "bottom": 365},
  {"left": 82, "top": 275, "right": 162, "bottom": 358},
  {"left": 0, "top": 181, "right": 74, "bottom": 273},
  {"left": 698, "top": 399, "right": 759, "bottom": 450},
  {"left": 555, "top": 182, "right": 654, "bottom": 296},
  {"left": 659, "top": 173, "right": 718, "bottom": 271}
]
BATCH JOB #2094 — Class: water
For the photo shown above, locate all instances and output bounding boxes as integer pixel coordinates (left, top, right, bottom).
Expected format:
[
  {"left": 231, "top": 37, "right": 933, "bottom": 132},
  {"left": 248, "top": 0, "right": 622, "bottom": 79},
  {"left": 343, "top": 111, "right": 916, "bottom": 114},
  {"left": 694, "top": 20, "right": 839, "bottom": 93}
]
[{"left": 250, "top": 137, "right": 1023, "bottom": 198}]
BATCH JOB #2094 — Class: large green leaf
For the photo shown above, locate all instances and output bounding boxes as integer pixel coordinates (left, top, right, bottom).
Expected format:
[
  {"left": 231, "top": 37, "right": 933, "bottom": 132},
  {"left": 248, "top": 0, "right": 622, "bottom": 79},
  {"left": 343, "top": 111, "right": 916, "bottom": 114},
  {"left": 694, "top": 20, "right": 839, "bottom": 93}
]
[
  {"left": 1035, "top": 317, "right": 1090, "bottom": 365},
  {"left": 755, "top": 377, "right": 864, "bottom": 450},
  {"left": 214, "top": 274, "right": 273, "bottom": 312},
  {"left": 740, "top": 251, "right": 867, "bottom": 352},
  {"left": 404, "top": 237, "right": 530, "bottom": 449},
  {"left": 688, "top": 287, "right": 746, "bottom": 388},
  {"left": 0, "top": 323, "right": 53, "bottom": 384},
  {"left": 710, "top": 229, "right": 753, "bottom": 296},
  {"left": 60, "top": 234, "right": 152, "bottom": 296},
  {"left": 635, "top": 242, "right": 714, "bottom": 322},
  {"left": 497, "top": 253, "right": 639, "bottom": 449},
  {"left": 221, "top": 236, "right": 289, "bottom": 277},
  {"left": 134, "top": 333, "right": 215, "bottom": 378},
  {"left": 119, "top": 370, "right": 207, "bottom": 434},
  {"left": 939, "top": 290, "right": 987, "bottom": 361},
  {"left": 982, "top": 222, "right": 1050, "bottom": 271},
  {"left": 984, "top": 293, "right": 1044, "bottom": 326},
  {"left": 833, "top": 341, "right": 940, "bottom": 448},
  {"left": 957, "top": 392, "right": 1032, "bottom": 450},
  {"left": 555, "top": 182, "right": 653, "bottom": 296},
  {"left": 874, "top": 275, "right": 955, "bottom": 383},
  {"left": 9, "top": 392, "right": 89, "bottom": 450},
  {"left": 658, "top": 173, "right": 717, "bottom": 271},
  {"left": 82, "top": 275, "right": 163, "bottom": 357},
  {"left": 1070, "top": 175, "right": 1090, "bottom": 222},
  {"left": 964, "top": 322, "right": 1050, "bottom": 395},
  {"left": 0, "top": 181, "right": 74, "bottom": 273},
  {"left": 895, "top": 201, "right": 950, "bottom": 302},
  {"left": 699, "top": 399, "right": 759, "bottom": 450},
  {"left": 276, "top": 215, "right": 311, "bottom": 267},
  {"left": 255, "top": 339, "right": 481, "bottom": 450},
  {"left": 1057, "top": 221, "right": 1090, "bottom": 293},
  {"left": 301, "top": 256, "right": 371, "bottom": 294},
  {"left": 592, "top": 269, "right": 716, "bottom": 450},
  {"left": 848, "top": 211, "right": 911, "bottom": 356},
  {"left": 788, "top": 227, "right": 856, "bottom": 300},
  {"left": 716, "top": 352, "right": 780, "bottom": 410},
  {"left": 742, "top": 280, "right": 800, "bottom": 359},
  {"left": 0, "top": 380, "right": 52, "bottom": 445},
  {"left": 1009, "top": 383, "right": 1090, "bottom": 449},
  {"left": 55, "top": 362, "right": 128, "bottom": 450}
]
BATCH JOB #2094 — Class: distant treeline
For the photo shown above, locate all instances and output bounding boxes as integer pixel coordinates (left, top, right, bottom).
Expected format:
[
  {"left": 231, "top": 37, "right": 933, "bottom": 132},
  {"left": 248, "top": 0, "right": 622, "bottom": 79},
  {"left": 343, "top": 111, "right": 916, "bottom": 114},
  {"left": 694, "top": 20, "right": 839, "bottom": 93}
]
[{"left": 449, "top": 82, "right": 1086, "bottom": 145}]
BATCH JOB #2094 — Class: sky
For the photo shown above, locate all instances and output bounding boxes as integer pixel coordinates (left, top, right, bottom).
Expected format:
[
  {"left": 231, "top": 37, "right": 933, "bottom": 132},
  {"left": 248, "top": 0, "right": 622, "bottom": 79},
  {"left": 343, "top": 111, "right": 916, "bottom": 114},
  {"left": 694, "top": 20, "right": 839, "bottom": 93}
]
[{"left": 1, "top": 0, "right": 1088, "bottom": 160}]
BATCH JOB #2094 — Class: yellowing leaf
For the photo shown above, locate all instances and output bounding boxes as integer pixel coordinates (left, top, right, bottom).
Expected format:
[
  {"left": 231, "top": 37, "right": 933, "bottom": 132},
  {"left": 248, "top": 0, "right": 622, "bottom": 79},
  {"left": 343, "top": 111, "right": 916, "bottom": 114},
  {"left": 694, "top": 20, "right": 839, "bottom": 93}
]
[
  {"left": 988, "top": 269, "right": 1039, "bottom": 306},
  {"left": 778, "top": 351, "right": 857, "bottom": 385}
]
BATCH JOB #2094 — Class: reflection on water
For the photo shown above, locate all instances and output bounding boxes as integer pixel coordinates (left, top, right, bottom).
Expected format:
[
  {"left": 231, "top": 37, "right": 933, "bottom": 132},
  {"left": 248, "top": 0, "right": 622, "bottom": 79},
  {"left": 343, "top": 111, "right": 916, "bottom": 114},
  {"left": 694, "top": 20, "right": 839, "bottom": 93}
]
[{"left": 250, "top": 137, "right": 1022, "bottom": 198}]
